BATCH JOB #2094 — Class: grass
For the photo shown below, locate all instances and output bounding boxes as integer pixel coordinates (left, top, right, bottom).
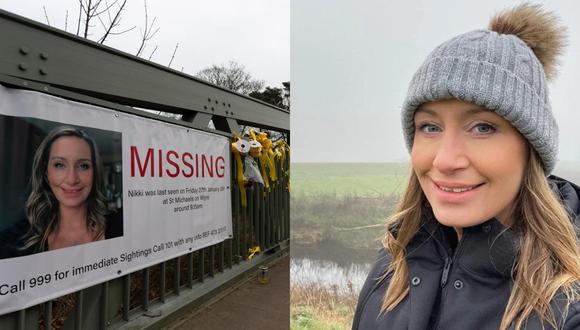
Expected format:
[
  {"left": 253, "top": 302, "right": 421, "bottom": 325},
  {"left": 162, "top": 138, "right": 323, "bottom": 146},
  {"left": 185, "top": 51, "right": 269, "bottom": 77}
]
[
  {"left": 291, "top": 163, "right": 410, "bottom": 197},
  {"left": 291, "top": 163, "right": 407, "bottom": 250},
  {"left": 291, "top": 194, "right": 396, "bottom": 250},
  {"left": 290, "top": 282, "right": 358, "bottom": 330},
  {"left": 290, "top": 162, "right": 580, "bottom": 241}
]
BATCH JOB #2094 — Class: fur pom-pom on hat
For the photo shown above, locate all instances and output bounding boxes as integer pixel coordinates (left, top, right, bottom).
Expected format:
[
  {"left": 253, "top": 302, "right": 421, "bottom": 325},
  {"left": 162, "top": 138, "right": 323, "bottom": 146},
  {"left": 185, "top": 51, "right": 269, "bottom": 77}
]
[{"left": 489, "top": 3, "right": 567, "bottom": 81}]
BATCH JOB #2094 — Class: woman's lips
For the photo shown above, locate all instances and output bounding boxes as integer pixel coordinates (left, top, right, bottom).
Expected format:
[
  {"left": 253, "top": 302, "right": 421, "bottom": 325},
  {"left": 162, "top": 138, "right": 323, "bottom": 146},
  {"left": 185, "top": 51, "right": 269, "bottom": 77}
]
[
  {"left": 431, "top": 180, "right": 484, "bottom": 203},
  {"left": 61, "top": 188, "right": 84, "bottom": 197}
]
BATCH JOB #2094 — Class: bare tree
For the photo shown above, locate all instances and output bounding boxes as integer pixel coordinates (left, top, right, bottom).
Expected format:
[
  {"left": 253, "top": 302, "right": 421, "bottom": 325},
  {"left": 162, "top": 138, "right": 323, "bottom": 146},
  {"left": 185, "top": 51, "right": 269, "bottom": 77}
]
[
  {"left": 63, "top": 0, "right": 136, "bottom": 44},
  {"left": 196, "top": 61, "right": 265, "bottom": 95},
  {"left": 44, "top": 0, "right": 170, "bottom": 58},
  {"left": 135, "top": 0, "right": 160, "bottom": 57}
]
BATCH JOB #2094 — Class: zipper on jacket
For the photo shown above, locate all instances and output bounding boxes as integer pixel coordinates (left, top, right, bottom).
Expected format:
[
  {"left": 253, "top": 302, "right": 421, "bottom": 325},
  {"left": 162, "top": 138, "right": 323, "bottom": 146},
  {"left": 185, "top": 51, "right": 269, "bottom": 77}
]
[
  {"left": 433, "top": 233, "right": 469, "bottom": 330},
  {"left": 440, "top": 257, "right": 452, "bottom": 287}
]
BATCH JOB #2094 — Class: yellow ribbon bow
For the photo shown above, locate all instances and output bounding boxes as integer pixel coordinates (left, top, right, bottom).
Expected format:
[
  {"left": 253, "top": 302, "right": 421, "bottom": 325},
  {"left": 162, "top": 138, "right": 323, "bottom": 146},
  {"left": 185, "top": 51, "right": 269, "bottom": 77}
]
[
  {"left": 248, "top": 246, "right": 262, "bottom": 260},
  {"left": 256, "top": 131, "right": 278, "bottom": 183}
]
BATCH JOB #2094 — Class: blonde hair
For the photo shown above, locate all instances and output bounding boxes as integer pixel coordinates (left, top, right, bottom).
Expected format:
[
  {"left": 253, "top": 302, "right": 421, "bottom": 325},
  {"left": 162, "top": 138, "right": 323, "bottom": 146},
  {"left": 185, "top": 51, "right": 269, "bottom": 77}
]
[{"left": 381, "top": 148, "right": 580, "bottom": 329}]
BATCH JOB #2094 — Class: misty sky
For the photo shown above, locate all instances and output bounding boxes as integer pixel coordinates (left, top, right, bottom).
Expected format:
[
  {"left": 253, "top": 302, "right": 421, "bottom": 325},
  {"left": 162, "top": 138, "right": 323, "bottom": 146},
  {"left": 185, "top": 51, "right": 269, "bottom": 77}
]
[
  {"left": 292, "top": 0, "right": 580, "bottom": 163},
  {"left": 1, "top": 1, "right": 578, "bottom": 163},
  {"left": 0, "top": 0, "right": 289, "bottom": 88}
]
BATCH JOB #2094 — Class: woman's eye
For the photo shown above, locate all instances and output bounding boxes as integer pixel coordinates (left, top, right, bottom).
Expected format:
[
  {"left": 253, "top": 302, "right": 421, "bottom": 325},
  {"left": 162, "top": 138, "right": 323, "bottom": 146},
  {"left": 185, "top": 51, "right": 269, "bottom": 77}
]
[
  {"left": 418, "top": 123, "right": 441, "bottom": 134},
  {"left": 78, "top": 163, "right": 92, "bottom": 170},
  {"left": 53, "top": 162, "right": 65, "bottom": 169},
  {"left": 472, "top": 123, "right": 496, "bottom": 134}
]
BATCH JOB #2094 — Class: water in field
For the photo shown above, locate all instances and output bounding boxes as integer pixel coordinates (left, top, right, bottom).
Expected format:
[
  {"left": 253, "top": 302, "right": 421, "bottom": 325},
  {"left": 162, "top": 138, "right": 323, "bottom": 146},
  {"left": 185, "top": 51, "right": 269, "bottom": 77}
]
[
  {"left": 291, "top": 239, "right": 379, "bottom": 297},
  {"left": 290, "top": 257, "right": 372, "bottom": 295}
]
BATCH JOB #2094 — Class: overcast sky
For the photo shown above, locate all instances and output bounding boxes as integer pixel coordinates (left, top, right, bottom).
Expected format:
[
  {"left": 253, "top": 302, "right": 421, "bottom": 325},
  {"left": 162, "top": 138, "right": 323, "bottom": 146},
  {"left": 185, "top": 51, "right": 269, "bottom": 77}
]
[
  {"left": 292, "top": 0, "right": 580, "bottom": 163},
  {"left": 0, "top": 0, "right": 289, "bottom": 88},
  {"left": 1, "top": 1, "right": 578, "bottom": 164}
]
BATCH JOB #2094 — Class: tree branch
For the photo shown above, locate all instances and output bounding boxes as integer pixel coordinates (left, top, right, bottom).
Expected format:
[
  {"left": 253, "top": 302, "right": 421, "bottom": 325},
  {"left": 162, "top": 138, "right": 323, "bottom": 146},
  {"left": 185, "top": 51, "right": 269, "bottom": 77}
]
[
  {"left": 93, "top": 0, "right": 119, "bottom": 17},
  {"left": 43, "top": 6, "right": 50, "bottom": 26},
  {"left": 84, "top": 0, "right": 92, "bottom": 38},
  {"left": 98, "top": 0, "right": 127, "bottom": 43},
  {"left": 148, "top": 45, "right": 158, "bottom": 60},
  {"left": 136, "top": 0, "right": 160, "bottom": 57},
  {"left": 168, "top": 42, "right": 179, "bottom": 67},
  {"left": 109, "top": 26, "right": 136, "bottom": 35},
  {"left": 76, "top": 0, "right": 83, "bottom": 35}
]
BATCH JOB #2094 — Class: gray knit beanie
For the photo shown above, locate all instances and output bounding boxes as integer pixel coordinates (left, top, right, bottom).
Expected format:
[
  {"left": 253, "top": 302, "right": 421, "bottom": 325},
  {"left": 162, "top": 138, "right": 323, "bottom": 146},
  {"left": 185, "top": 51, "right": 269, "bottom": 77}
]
[{"left": 401, "top": 4, "right": 566, "bottom": 174}]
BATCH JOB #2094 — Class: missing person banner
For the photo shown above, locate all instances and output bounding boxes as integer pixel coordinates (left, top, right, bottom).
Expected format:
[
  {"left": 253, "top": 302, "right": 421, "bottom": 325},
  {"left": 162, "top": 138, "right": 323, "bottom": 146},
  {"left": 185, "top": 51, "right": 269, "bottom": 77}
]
[{"left": 0, "top": 85, "right": 232, "bottom": 314}]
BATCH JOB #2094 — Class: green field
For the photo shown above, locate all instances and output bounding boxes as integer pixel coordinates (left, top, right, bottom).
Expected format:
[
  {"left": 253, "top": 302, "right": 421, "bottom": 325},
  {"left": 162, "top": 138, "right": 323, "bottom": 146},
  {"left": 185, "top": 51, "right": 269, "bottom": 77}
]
[
  {"left": 291, "top": 162, "right": 410, "bottom": 197},
  {"left": 290, "top": 163, "right": 408, "bottom": 251},
  {"left": 291, "top": 162, "right": 580, "bottom": 197},
  {"left": 290, "top": 161, "right": 580, "bottom": 251}
]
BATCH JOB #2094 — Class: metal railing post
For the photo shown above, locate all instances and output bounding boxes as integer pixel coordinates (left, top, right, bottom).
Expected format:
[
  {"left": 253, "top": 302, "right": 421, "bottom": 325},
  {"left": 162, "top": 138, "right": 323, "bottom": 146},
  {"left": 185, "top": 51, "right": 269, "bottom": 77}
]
[
  {"left": 122, "top": 275, "right": 130, "bottom": 321},
  {"left": 74, "top": 290, "right": 84, "bottom": 330},
  {"left": 160, "top": 262, "right": 167, "bottom": 303},
  {"left": 100, "top": 282, "right": 109, "bottom": 330},
  {"left": 174, "top": 257, "right": 181, "bottom": 295},
  {"left": 142, "top": 269, "right": 150, "bottom": 311}
]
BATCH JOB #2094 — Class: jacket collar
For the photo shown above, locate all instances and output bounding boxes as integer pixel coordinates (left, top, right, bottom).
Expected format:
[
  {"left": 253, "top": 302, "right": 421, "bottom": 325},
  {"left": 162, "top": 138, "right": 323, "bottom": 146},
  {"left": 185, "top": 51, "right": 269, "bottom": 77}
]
[
  {"left": 413, "top": 205, "right": 517, "bottom": 279},
  {"left": 548, "top": 174, "right": 580, "bottom": 226}
]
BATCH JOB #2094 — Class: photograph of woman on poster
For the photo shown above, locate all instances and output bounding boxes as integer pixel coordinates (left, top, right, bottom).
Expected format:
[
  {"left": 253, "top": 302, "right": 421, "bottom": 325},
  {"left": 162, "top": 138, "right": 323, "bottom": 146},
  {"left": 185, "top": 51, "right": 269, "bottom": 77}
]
[
  {"left": 353, "top": 4, "right": 580, "bottom": 330},
  {"left": 0, "top": 126, "right": 122, "bottom": 259}
]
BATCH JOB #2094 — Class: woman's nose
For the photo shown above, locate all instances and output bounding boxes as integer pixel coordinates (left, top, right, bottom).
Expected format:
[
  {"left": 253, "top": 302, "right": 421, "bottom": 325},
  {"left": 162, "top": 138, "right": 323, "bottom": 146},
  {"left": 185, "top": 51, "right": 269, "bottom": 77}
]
[
  {"left": 432, "top": 131, "right": 469, "bottom": 174},
  {"left": 64, "top": 167, "right": 80, "bottom": 184}
]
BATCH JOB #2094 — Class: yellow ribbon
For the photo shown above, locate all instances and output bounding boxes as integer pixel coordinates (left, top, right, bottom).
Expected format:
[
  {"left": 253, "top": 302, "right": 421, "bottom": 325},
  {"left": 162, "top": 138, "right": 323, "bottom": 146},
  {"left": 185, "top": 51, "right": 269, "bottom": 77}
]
[
  {"left": 285, "top": 144, "right": 291, "bottom": 192},
  {"left": 256, "top": 132, "right": 278, "bottom": 182},
  {"left": 248, "top": 246, "right": 262, "bottom": 260},
  {"left": 274, "top": 139, "right": 287, "bottom": 172}
]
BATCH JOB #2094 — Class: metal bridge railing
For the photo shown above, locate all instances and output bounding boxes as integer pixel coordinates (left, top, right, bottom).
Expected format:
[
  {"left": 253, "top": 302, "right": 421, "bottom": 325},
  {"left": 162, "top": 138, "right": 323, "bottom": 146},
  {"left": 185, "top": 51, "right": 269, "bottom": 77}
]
[{"left": 0, "top": 8, "right": 289, "bottom": 330}]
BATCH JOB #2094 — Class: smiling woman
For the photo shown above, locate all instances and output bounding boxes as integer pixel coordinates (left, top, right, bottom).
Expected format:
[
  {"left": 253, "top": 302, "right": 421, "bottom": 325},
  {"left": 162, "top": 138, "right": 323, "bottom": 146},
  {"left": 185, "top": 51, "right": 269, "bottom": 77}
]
[
  {"left": 26, "top": 127, "right": 108, "bottom": 252},
  {"left": 45, "top": 134, "right": 100, "bottom": 249},
  {"left": 353, "top": 4, "right": 580, "bottom": 330},
  {"left": 412, "top": 100, "right": 529, "bottom": 233},
  {"left": 0, "top": 126, "right": 123, "bottom": 259}
]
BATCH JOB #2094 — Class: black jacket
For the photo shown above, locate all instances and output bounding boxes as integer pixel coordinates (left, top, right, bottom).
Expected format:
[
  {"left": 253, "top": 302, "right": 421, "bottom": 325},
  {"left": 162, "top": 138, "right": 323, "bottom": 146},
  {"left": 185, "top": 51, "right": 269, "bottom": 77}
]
[{"left": 353, "top": 176, "right": 580, "bottom": 330}]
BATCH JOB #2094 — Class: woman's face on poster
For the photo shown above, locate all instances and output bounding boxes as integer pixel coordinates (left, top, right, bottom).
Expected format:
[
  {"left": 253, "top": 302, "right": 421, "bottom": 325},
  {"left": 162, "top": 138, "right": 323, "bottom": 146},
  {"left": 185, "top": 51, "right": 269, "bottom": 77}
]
[
  {"left": 46, "top": 136, "right": 94, "bottom": 210},
  {"left": 411, "top": 99, "right": 529, "bottom": 229}
]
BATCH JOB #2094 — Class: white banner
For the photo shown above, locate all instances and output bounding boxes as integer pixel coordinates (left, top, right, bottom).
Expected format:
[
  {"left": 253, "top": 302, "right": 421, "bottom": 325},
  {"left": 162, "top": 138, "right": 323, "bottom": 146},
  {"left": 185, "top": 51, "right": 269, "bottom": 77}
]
[{"left": 0, "top": 85, "right": 232, "bottom": 314}]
